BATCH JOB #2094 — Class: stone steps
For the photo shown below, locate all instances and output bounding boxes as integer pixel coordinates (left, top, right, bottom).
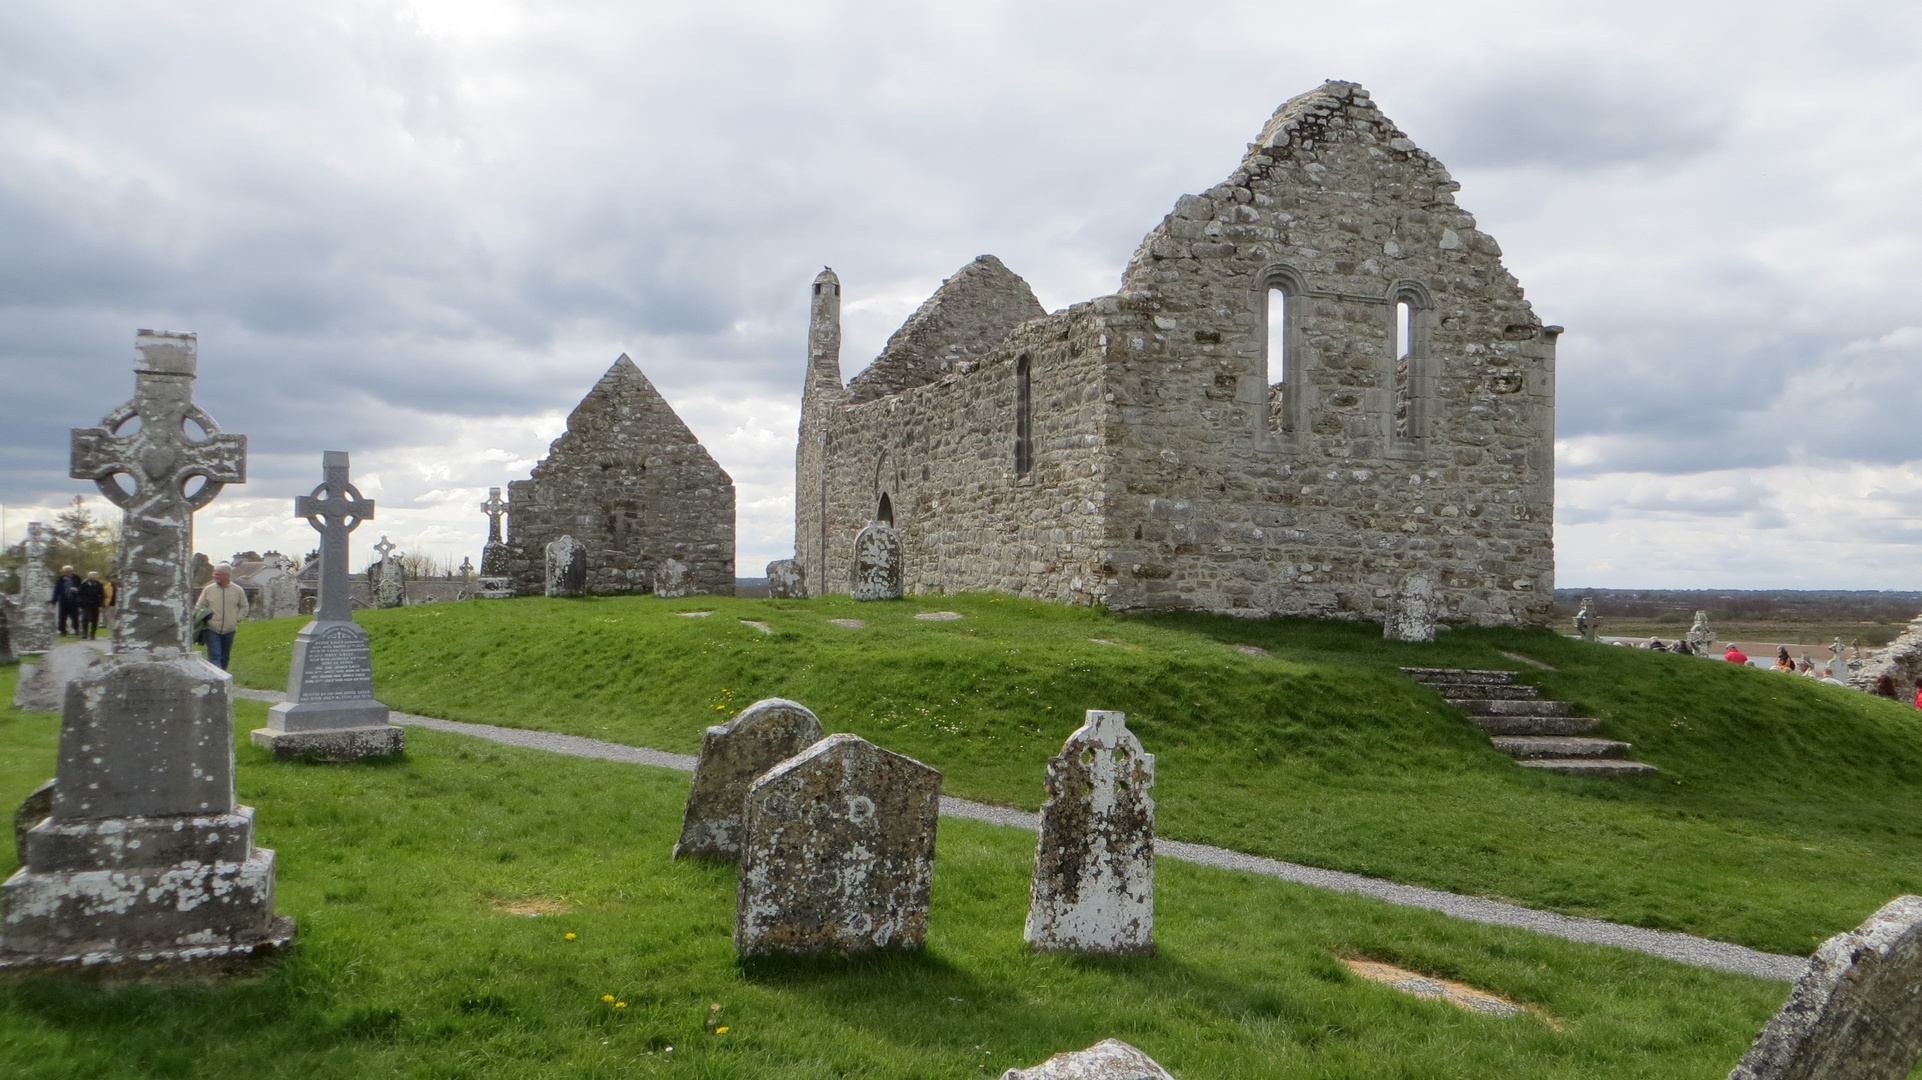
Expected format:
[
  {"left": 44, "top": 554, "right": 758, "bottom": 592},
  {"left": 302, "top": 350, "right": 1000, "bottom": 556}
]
[
  {"left": 1468, "top": 715, "right": 1602, "bottom": 736},
  {"left": 1401, "top": 667, "right": 1658, "bottom": 777}
]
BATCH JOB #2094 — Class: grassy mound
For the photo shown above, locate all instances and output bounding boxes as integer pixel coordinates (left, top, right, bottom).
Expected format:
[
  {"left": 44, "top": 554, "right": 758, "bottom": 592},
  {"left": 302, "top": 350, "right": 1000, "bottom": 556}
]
[
  {"left": 0, "top": 680, "right": 1788, "bottom": 1079},
  {"left": 217, "top": 593, "right": 1922, "bottom": 957}
]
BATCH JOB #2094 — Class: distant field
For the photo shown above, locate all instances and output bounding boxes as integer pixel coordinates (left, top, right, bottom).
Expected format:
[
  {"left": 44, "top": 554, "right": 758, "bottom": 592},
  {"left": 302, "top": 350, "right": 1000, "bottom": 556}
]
[
  {"left": 1597, "top": 620, "right": 1904, "bottom": 648},
  {"left": 217, "top": 592, "right": 1922, "bottom": 957}
]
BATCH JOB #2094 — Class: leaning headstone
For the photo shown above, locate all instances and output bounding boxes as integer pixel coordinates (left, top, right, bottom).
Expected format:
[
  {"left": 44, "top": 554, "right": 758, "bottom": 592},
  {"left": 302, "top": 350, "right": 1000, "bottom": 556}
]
[
  {"left": 765, "top": 558, "right": 805, "bottom": 599},
  {"left": 735, "top": 733, "right": 941, "bottom": 955},
  {"left": 1026, "top": 710, "right": 1156, "bottom": 955},
  {"left": 1573, "top": 596, "right": 1601, "bottom": 643},
  {"left": 1687, "top": 610, "right": 1716, "bottom": 658},
  {"left": 476, "top": 487, "right": 515, "bottom": 598},
  {"left": 851, "top": 521, "right": 903, "bottom": 601},
  {"left": 1001, "top": 1040, "right": 1176, "bottom": 1080},
  {"left": 655, "top": 557, "right": 692, "bottom": 599},
  {"left": 10, "top": 641, "right": 104, "bottom": 712},
  {"left": 1728, "top": 894, "right": 1922, "bottom": 1080},
  {"left": 545, "top": 535, "right": 587, "bottom": 597},
  {"left": 674, "top": 698, "right": 824, "bottom": 860},
  {"left": 1383, "top": 572, "right": 1437, "bottom": 643},
  {"left": 253, "top": 451, "right": 403, "bottom": 761},
  {"left": 0, "top": 328, "right": 292, "bottom": 973},
  {"left": 12, "top": 522, "right": 53, "bottom": 655}
]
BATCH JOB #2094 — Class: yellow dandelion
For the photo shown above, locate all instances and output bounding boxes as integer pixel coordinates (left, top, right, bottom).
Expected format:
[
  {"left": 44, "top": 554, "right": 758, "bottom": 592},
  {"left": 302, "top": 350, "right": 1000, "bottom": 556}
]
[
  {"left": 602, "top": 994, "right": 614, "bottom": 1003},
  {"left": 716, "top": 1026, "right": 730, "bottom": 1034},
  {"left": 615, "top": 1002, "right": 627, "bottom": 1009},
  {"left": 565, "top": 932, "right": 576, "bottom": 940}
]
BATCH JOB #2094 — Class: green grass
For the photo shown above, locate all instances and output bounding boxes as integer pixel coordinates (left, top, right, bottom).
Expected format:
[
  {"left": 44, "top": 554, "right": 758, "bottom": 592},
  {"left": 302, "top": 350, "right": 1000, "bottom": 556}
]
[
  {"left": 0, "top": 677, "right": 1794, "bottom": 1079},
  {"left": 218, "top": 594, "right": 1922, "bottom": 957}
]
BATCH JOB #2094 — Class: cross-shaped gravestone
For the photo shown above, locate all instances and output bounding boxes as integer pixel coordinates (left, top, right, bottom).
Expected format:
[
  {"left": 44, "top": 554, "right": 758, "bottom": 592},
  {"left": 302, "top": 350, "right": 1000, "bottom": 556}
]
[
  {"left": 481, "top": 488, "right": 508, "bottom": 545},
  {"left": 69, "top": 331, "right": 245, "bottom": 653},
  {"left": 373, "top": 535, "right": 397, "bottom": 563},
  {"left": 255, "top": 450, "right": 401, "bottom": 761},
  {"left": 296, "top": 451, "right": 374, "bottom": 623}
]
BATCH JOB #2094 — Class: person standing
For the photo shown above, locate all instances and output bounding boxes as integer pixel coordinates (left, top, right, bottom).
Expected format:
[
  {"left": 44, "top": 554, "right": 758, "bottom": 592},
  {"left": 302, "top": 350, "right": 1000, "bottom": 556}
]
[
  {"left": 50, "top": 565, "right": 83, "bottom": 637},
  {"left": 76, "top": 571, "right": 105, "bottom": 640},
  {"left": 194, "top": 563, "right": 248, "bottom": 671}
]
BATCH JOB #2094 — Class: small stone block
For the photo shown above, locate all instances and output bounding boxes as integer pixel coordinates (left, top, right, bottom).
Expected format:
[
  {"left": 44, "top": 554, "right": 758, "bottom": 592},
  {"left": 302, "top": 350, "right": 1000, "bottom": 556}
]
[
  {"left": 735, "top": 734, "right": 941, "bottom": 955},
  {"left": 999, "top": 1039, "right": 1176, "bottom": 1080},
  {"left": 674, "top": 698, "right": 823, "bottom": 860},
  {"left": 251, "top": 725, "right": 405, "bottom": 761},
  {"left": 914, "top": 611, "right": 963, "bottom": 621}
]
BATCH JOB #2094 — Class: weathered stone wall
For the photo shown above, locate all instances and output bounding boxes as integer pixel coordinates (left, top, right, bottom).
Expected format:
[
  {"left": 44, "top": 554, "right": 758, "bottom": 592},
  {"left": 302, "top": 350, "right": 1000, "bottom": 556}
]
[
  {"left": 796, "top": 80, "right": 1555, "bottom": 626},
  {"left": 845, "top": 255, "right": 1045, "bottom": 404},
  {"left": 507, "top": 355, "right": 735, "bottom": 597}
]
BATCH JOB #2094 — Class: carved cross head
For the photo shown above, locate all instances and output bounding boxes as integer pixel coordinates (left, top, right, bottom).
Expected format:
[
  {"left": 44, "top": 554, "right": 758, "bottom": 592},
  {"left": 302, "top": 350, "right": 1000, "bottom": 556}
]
[
  {"left": 69, "top": 331, "right": 245, "bottom": 513},
  {"left": 373, "top": 535, "right": 398, "bottom": 562},
  {"left": 295, "top": 449, "right": 375, "bottom": 535}
]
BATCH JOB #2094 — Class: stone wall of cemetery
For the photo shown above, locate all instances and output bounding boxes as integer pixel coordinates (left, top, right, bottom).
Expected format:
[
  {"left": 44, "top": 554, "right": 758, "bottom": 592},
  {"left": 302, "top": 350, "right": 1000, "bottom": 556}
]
[
  {"left": 797, "top": 80, "right": 1557, "bottom": 626},
  {"left": 507, "top": 356, "right": 736, "bottom": 597}
]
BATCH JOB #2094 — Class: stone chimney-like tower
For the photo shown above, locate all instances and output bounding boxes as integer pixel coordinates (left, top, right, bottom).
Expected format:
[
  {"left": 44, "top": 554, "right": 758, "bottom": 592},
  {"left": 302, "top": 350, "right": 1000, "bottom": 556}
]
[{"left": 795, "top": 268, "right": 843, "bottom": 594}]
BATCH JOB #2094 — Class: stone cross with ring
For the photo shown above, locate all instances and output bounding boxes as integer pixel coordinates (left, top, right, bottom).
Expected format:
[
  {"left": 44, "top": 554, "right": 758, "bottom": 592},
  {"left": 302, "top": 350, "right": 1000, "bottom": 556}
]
[{"left": 295, "top": 451, "right": 374, "bottom": 623}]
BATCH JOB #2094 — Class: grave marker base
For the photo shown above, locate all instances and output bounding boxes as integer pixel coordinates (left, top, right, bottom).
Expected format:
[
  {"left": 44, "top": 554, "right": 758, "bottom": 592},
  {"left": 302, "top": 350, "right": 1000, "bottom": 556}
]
[{"left": 251, "top": 723, "right": 404, "bottom": 761}]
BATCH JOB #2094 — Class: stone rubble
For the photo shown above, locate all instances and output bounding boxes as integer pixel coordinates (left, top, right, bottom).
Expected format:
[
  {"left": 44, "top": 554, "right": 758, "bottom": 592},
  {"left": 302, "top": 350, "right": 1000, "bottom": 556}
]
[
  {"left": 1025, "top": 710, "right": 1156, "bottom": 955},
  {"left": 735, "top": 733, "right": 941, "bottom": 955},
  {"left": 673, "top": 698, "right": 823, "bottom": 860},
  {"left": 1728, "top": 894, "right": 1922, "bottom": 1080}
]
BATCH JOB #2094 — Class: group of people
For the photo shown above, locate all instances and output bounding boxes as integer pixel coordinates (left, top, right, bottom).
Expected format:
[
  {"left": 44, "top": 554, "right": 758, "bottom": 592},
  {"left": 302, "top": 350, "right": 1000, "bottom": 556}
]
[
  {"left": 36, "top": 561, "right": 249, "bottom": 672},
  {"left": 46, "top": 566, "right": 111, "bottom": 640}
]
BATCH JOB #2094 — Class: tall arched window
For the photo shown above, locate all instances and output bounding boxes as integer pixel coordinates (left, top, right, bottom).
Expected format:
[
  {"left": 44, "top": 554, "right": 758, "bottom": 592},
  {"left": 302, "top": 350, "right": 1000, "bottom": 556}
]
[
  {"left": 1266, "top": 286, "right": 1288, "bottom": 433},
  {"left": 877, "top": 492, "right": 894, "bottom": 525},
  {"left": 1014, "top": 353, "right": 1033, "bottom": 477},
  {"left": 1260, "top": 268, "right": 1305, "bottom": 439},
  {"left": 1388, "top": 283, "right": 1434, "bottom": 449}
]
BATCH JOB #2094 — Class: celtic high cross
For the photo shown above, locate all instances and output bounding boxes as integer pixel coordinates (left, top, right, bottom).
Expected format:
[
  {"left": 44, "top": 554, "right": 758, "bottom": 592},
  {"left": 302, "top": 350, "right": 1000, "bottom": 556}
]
[
  {"left": 296, "top": 451, "right": 374, "bottom": 623},
  {"left": 70, "top": 331, "right": 246, "bottom": 653},
  {"left": 481, "top": 487, "right": 508, "bottom": 545}
]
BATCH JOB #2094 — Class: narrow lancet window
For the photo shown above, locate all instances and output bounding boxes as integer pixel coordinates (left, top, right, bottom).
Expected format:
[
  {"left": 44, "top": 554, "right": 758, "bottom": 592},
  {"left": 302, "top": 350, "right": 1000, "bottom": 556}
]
[
  {"left": 1014, "top": 354, "right": 1034, "bottom": 477},
  {"left": 1266, "top": 287, "right": 1289, "bottom": 433},
  {"left": 1394, "top": 300, "right": 1413, "bottom": 438},
  {"left": 877, "top": 492, "right": 894, "bottom": 525}
]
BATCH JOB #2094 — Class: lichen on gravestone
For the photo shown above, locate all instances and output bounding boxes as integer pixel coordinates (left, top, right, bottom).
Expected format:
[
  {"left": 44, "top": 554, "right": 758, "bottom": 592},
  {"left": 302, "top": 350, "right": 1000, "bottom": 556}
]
[
  {"left": 851, "top": 522, "right": 903, "bottom": 601},
  {"left": 734, "top": 734, "right": 941, "bottom": 955},
  {"left": 1025, "top": 710, "right": 1156, "bottom": 955},
  {"left": 673, "top": 698, "right": 823, "bottom": 860}
]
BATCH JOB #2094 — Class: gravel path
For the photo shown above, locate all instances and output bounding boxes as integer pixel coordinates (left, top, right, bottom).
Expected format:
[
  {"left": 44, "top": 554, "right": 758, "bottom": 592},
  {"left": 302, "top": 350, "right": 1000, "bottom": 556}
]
[{"left": 231, "top": 686, "right": 1807, "bottom": 981}]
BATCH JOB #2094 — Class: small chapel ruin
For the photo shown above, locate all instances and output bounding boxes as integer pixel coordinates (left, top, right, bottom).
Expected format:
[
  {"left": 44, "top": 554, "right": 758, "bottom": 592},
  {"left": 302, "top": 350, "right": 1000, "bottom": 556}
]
[
  {"left": 795, "top": 81, "right": 1557, "bottom": 626},
  {"left": 505, "top": 355, "right": 735, "bottom": 597}
]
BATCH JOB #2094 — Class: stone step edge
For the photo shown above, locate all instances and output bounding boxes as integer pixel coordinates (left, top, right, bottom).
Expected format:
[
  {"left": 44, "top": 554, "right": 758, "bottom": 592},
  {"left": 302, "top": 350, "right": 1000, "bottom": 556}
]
[
  {"left": 1444, "top": 698, "right": 1573, "bottom": 716},
  {"left": 1469, "top": 716, "right": 1602, "bottom": 736},
  {"left": 1519, "top": 759, "right": 1660, "bottom": 776},
  {"left": 1400, "top": 667, "right": 1518, "bottom": 681},
  {"left": 1490, "top": 736, "right": 1633, "bottom": 760}
]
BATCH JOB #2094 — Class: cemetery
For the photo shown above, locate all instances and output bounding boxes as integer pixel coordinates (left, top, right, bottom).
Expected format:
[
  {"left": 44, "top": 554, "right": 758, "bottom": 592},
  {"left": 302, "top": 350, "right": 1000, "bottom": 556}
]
[{"left": 4, "top": 83, "right": 1922, "bottom": 1080}]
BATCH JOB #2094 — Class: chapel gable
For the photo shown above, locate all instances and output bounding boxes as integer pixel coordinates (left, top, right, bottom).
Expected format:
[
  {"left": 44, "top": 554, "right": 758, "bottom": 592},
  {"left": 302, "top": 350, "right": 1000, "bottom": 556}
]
[{"left": 845, "top": 255, "right": 1045, "bottom": 403}]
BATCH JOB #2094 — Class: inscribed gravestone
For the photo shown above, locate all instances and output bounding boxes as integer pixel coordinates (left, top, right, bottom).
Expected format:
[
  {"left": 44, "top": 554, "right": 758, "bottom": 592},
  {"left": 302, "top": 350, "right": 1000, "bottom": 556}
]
[
  {"left": 253, "top": 451, "right": 403, "bottom": 761},
  {"left": 852, "top": 521, "right": 903, "bottom": 601},
  {"left": 656, "top": 557, "right": 692, "bottom": 599},
  {"left": 12, "top": 522, "right": 53, "bottom": 654},
  {"left": 546, "top": 535, "right": 586, "bottom": 597},
  {"left": 735, "top": 734, "right": 941, "bottom": 955},
  {"left": 1383, "top": 572, "right": 1437, "bottom": 643},
  {"left": 0, "top": 329, "right": 291, "bottom": 971},
  {"left": 674, "top": 698, "right": 823, "bottom": 860},
  {"left": 1728, "top": 894, "right": 1922, "bottom": 1080},
  {"left": 1025, "top": 710, "right": 1156, "bottom": 955},
  {"left": 1000, "top": 1040, "right": 1176, "bottom": 1080},
  {"left": 766, "top": 559, "right": 804, "bottom": 599}
]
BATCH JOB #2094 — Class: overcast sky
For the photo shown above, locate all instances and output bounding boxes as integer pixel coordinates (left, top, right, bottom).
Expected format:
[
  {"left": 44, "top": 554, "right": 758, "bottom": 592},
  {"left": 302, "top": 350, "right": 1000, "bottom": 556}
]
[{"left": 2, "top": 0, "right": 1919, "bottom": 588}]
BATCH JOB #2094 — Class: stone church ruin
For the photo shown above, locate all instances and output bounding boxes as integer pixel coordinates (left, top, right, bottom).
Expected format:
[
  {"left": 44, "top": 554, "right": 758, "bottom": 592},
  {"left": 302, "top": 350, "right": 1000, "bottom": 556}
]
[
  {"left": 796, "top": 81, "right": 1556, "bottom": 625},
  {"left": 505, "top": 355, "right": 735, "bottom": 597}
]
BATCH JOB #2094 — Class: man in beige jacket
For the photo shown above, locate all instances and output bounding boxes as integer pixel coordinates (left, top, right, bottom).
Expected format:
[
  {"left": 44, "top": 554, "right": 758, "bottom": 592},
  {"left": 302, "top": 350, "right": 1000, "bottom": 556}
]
[{"left": 195, "top": 563, "right": 248, "bottom": 670}]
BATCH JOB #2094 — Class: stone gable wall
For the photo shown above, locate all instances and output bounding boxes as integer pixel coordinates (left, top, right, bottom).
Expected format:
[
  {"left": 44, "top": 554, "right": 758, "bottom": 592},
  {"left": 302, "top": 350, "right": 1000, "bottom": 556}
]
[
  {"left": 507, "top": 357, "right": 736, "bottom": 596},
  {"left": 845, "top": 255, "right": 1047, "bottom": 404}
]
